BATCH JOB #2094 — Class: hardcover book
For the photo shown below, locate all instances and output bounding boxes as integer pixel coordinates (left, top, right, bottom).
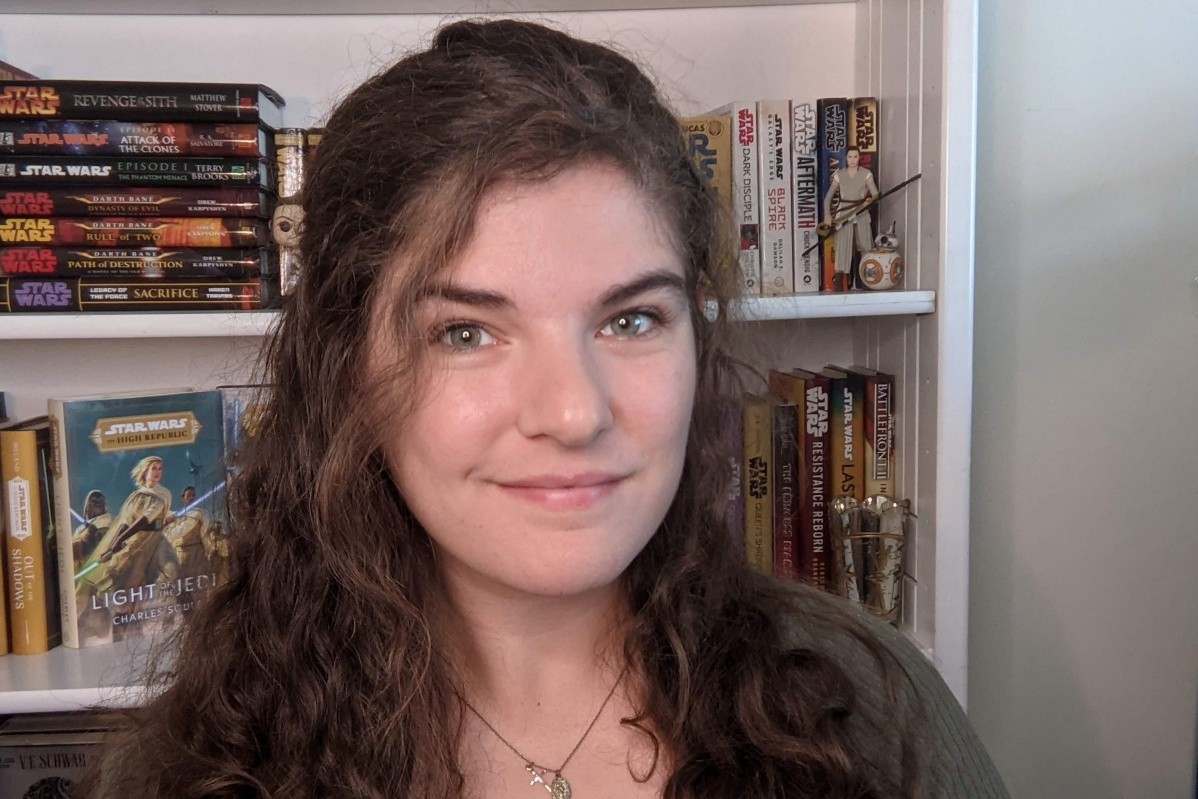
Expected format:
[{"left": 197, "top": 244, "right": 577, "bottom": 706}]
[
  {"left": 0, "top": 81, "right": 285, "bottom": 129},
  {"left": 0, "top": 417, "right": 61, "bottom": 654},
  {"left": 844, "top": 366, "right": 896, "bottom": 499},
  {"left": 0, "top": 120, "right": 272, "bottom": 158},
  {"left": 0, "top": 725, "right": 107, "bottom": 798},
  {"left": 770, "top": 400, "right": 799, "bottom": 580},
  {"left": 0, "top": 187, "right": 272, "bottom": 218},
  {"left": 768, "top": 369, "right": 832, "bottom": 592},
  {"left": 48, "top": 389, "right": 228, "bottom": 648}
]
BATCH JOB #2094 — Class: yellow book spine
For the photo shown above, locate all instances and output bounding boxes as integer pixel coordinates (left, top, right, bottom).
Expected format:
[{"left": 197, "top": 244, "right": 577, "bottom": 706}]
[
  {"left": 1, "top": 428, "right": 49, "bottom": 653},
  {"left": 742, "top": 396, "right": 774, "bottom": 575}
]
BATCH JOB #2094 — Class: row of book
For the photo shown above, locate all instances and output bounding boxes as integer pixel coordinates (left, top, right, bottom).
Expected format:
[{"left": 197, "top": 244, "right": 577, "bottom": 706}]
[
  {"left": 0, "top": 78, "right": 303, "bottom": 313},
  {"left": 683, "top": 97, "right": 891, "bottom": 296},
  {"left": 0, "top": 387, "right": 258, "bottom": 654},
  {"left": 728, "top": 364, "right": 902, "bottom": 620}
]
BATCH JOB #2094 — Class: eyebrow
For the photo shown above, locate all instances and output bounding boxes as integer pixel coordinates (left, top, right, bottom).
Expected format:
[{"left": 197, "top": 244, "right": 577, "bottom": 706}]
[{"left": 419, "top": 269, "right": 689, "bottom": 312}]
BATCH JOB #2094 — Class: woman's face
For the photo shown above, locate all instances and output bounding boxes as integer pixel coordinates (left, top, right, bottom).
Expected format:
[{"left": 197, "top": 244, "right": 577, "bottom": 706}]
[
  {"left": 377, "top": 162, "right": 697, "bottom": 601},
  {"left": 146, "top": 460, "right": 163, "bottom": 487}
]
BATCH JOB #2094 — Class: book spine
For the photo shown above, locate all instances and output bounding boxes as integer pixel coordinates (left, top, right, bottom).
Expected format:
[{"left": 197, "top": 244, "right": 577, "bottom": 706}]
[
  {"left": 0, "top": 217, "right": 269, "bottom": 248},
  {"left": 274, "top": 129, "right": 305, "bottom": 293},
  {"left": 0, "top": 247, "right": 273, "bottom": 279},
  {"left": 757, "top": 100, "right": 793, "bottom": 296},
  {"left": 719, "top": 103, "right": 761, "bottom": 296},
  {"left": 0, "top": 82, "right": 283, "bottom": 127},
  {"left": 791, "top": 100, "right": 820, "bottom": 293},
  {"left": 850, "top": 98, "right": 880, "bottom": 291},
  {"left": 828, "top": 372, "right": 865, "bottom": 502},
  {"left": 721, "top": 405, "right": 745, "bottom": 555},
  {"left": 0, "top": 277, "right": 273, "bottom": 312},
  {"left": 742, "top": 397, "right": 774, "bottom": 576},
  {"left": 681, "top": 115, "right": 734, "bottom": 214},
  {"left": 47, "top": 401, "right": 78, "bottom": 649},
  {"left": 0, "top": 187, "right": 270, "bottom": 218},
  {"left": 0, "top": 157, "right": 273, "bottom": 190},
  {"left": 1, "top": 428, "right": 57, "bottom": 653},
  {"left": 864, "top": 372, "right": 896, "bottom": 498},
  {"left": 771, "top": 401, "right": 799, "bottom": 580},
  {"left": 800, "top": 374, "right": 832, "bottom": 592},
  {"left": 0, "top": 120, "right": 271, "bottom": 157},
  {"left": 817, "top": 98, "right": 850, "bottom": 291}
]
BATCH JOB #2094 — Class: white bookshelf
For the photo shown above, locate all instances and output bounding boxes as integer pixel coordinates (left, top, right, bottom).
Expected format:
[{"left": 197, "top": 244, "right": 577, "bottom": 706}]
[
  {"left": 0, "top": 0, "right": 978, "bottom": 710},
  {"left": 0, "top": 641, "right": 149, "bottom": 714},
  {"left": 0, "top": 292, "right": 935, "bottom": 341}
]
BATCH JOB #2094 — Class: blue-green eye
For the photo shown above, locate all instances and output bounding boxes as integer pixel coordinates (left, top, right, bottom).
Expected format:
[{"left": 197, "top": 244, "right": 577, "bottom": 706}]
[
  {"left": 438, "top": 324, "right": 495, "bottom": 350},
  {"left": 601, "top": 311, "right": 659, "bottom": 338}
]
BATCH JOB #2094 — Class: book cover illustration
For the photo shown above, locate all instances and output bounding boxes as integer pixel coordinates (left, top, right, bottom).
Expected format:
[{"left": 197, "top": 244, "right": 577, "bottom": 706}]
[{"left": 51, "top": 390, "right": 228, "bottom": 648}]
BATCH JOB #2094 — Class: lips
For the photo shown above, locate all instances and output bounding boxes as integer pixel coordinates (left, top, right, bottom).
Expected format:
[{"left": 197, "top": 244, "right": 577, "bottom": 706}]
[{"left": 495, "top": 472, "right": 627, "bottom": 511}]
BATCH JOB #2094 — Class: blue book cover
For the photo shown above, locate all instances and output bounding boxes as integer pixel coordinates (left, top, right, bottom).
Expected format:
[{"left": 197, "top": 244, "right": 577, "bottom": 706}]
[{"left": 49, "top": 389, "right": 228, "bottom": 648}]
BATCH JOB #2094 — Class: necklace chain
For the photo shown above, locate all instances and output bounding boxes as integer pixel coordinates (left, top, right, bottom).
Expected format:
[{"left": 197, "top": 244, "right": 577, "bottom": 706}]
[{"left": 459, "top": 662, "right": 630, "bottom": 783}]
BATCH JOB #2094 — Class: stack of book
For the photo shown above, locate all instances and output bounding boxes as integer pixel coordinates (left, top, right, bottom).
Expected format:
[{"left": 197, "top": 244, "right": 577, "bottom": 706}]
[
  {"left": 682, "top": 96, "right": 886, "bottom": 296},
  {"left": 729, "top": 365, "right": 899, "bottom": 618},
  {"left": 0, "top": 80, "right": 285, "bottom": 313}
]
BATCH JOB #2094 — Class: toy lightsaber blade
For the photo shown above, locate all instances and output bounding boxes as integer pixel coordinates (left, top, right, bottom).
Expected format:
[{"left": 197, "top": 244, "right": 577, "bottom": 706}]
[{"left": 801, "top": 172, "right": 923, "bottom": 259}]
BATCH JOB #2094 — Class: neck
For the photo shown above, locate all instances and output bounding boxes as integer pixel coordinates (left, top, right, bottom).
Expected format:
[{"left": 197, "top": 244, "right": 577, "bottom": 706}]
[{"left": 436, "top": 559, "right": 630, "bottom": 716}]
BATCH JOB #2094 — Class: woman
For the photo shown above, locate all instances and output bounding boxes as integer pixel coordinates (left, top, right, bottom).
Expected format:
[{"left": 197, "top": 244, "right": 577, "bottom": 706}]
[{"left": 88, "top": 19, "right": 1007, "bottom": 799}]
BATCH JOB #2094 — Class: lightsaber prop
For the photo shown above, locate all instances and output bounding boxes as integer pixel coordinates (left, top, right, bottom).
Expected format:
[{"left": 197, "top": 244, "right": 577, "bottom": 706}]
[{"left": 800, "top": 172, "right": 923, "bottom": 259}]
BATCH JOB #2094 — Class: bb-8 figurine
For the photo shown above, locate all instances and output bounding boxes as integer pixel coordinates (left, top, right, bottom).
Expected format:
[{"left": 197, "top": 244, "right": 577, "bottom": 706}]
[{"left": 857, "top": 222, "right": 904, "bottom": 291}]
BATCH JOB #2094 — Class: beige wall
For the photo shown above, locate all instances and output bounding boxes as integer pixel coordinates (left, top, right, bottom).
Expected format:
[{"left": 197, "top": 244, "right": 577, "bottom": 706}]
[{"left": 970, "top": 1, "right": 1198, "bottom": 796}]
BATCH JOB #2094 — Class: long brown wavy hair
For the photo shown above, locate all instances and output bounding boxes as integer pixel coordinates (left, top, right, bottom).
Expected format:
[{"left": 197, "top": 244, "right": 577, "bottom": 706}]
[{"left": 83, "top": 18, "right": 921, "bottom": 799}]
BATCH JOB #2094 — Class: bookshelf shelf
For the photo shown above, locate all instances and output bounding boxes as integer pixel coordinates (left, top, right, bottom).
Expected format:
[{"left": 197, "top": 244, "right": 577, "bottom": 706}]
[
  {"left": 0, "top": 312, "right": 279, "bottom": 340},
  {"left": 0, "top": 642, "right": 149, "bottom": 714},
  {"left": 7, "top": 0, "right": 841, "bottom": 14},
  {"left": 0, "top": 293, "right": 934, "bottom": 340}
]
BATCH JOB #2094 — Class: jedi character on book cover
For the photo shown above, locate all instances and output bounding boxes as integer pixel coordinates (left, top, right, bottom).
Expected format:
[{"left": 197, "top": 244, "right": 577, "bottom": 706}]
[{"left": 56, "top": 390, "right": 227, "bottom": 647}]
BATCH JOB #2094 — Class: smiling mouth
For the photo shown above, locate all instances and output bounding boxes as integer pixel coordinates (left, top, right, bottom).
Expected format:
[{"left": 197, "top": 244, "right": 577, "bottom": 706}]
[{"left": 495, "top": 474, "right": 627, "bottom": 511}]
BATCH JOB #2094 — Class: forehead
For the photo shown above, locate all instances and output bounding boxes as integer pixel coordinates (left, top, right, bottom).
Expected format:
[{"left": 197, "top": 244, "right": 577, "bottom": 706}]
[{"left": 439, "top": 162, "right": 684, "bottom": 304}]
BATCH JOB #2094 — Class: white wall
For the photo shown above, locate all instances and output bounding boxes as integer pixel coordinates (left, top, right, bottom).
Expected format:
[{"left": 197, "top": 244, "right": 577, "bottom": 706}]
[{"left": 970, "top": 1, "right": 1198, "bottom": 797}]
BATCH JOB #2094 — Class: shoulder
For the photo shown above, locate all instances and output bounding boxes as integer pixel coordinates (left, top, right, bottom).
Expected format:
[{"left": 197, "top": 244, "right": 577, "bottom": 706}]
[{"left": 779, "top": 591, "right": 1010, "bottom": 799}]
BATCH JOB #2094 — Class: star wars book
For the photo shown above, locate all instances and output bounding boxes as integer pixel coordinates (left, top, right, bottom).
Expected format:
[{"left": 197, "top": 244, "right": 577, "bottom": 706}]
[
  {"left": 742, "top": 393, "right": 775, "bottom": 576},
  {"left": 0, "top": 246, "right": 272, "bottom": 280},
  {"left": 0, "top": 276, "right": 275, "bottom": 312},
  {"left": 0, "top": 417, "right": 62, "bottom": 654},
  {"left": 768, "top": 369, "right": 832, "bottom": 593},
  {"left": 791, "top": 99, "right": 820, "bottom": 293},
  {"left": 0, "top": 120, "right": 272, "bottom": 157},
  {"left": 0, "top": 187, "right": 272, "bottom": 218},
  {"left": 0, "top": 217, "right": 270, "bottom": 248},
  {"left": 0, "top": 156, "right": 274, "bottom": 190},
  {"left": 757, "top": 100, "right": 793, "bottom": 296},
  {"left": 48, "top": 389, "right": 228, "bottom": 648},
  {"left": 708, "top": 102, "right": 761, "bottom": 296},
  {"left": 816, "top": 97, "right": 850, "bottom": 292},
  {"left": 0, "top": 81, "right": 284, "bottom": 129}
]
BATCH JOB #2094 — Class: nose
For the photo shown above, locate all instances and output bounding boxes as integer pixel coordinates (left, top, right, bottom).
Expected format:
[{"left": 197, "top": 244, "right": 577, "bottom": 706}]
[{"left": 515, "top": 337, "right": 613, "bottom": 447}]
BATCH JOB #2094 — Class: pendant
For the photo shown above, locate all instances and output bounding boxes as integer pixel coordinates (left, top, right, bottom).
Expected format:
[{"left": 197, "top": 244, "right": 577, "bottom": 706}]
[
  {"left": 525, "top": 764, "right": 553, "bottom": 796},
  {"left": 550, "top": 775, "right": 572, "bottom": 799}
]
